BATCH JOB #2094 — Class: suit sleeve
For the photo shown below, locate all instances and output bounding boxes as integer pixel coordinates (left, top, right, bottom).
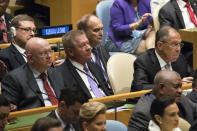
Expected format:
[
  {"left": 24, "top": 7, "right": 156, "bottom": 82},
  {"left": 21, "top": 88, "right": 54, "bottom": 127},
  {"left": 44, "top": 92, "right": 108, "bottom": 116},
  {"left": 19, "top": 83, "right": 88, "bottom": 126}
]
[
  {"left": 1, "top": 73, "right": 21, "bottom": 105},
  {"left": 131, "top": 59, "right": 154, "bottom": 92},
  {"left": 128, "top": 111, "right": 150, "bottom": 131},
  {"left": 159, "top": 6, "right": 174, "bottom": 28}
]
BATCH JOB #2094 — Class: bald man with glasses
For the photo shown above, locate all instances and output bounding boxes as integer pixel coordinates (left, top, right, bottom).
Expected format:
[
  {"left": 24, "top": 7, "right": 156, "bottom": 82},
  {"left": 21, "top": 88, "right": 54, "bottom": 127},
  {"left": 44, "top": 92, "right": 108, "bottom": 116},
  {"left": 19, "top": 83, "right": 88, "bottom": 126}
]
[{"left": 130, "top": 26, "right": 193, "bottom": 92}]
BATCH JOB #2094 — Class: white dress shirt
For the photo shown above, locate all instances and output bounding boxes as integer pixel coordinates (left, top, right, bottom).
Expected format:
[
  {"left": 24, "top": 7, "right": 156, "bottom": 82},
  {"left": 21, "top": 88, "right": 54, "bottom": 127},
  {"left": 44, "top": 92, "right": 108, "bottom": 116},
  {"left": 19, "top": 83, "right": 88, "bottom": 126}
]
[{"left": 155, "top": 50, "right": 172, "bottom": 70}]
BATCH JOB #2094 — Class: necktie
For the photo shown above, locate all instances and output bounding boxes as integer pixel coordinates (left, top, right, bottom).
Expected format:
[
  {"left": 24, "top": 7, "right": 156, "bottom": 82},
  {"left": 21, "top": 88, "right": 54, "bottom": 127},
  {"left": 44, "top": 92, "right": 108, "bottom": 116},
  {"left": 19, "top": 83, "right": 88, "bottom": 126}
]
[
  {"left": 0, "top": 18, "right": 8, "bottom": 43},
  {"left": 92, "top": 48, "right": 108, "bottom": 81},
  {"left": 185, "top": 2, "right": 197, "bottom": 26},
  {"left": 40, "top": 73, "right": 58, "bottom": 105},
  {"left": 83, "top": 66, "right": 105, "bottom": 98},
  {"left": 165, "top": 63, "right": 171, "bottom": 70}
]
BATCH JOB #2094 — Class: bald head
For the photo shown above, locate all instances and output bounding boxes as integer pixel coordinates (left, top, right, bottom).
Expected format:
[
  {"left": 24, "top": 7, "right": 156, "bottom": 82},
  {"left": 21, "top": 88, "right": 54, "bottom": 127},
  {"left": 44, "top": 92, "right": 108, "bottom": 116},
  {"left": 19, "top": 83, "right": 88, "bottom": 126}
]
[
  {"left": 153, "top": 70, "right": 182, "bottom": 102},
  {"left": 26, "top": 37, "right": 52, "bottom": 73}
]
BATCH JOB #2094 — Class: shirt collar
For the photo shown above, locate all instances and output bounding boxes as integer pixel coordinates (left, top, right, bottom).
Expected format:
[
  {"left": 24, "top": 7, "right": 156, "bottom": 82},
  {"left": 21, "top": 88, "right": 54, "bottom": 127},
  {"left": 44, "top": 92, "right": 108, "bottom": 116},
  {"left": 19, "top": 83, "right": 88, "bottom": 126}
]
[
  {"left": 177, "top": 0, "right": 187, "bottom": 8},
  {"left": 70, "top": 59, "right": 87, "bottom": 70},
  {"left": 30, "top": 67, "right": 48, "bottom": 79},
  {"left": 155, "top": 50, "right": 170, "bottom": 69},
  {"left": 12, "top": 42, "right": 26, "bottom": 55}
]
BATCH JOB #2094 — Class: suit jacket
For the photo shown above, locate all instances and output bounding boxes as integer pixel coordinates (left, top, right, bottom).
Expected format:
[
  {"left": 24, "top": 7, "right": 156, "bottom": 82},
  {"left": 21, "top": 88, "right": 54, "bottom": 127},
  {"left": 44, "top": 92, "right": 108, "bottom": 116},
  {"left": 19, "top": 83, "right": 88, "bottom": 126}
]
[
  {"left": 0, "top": 44, "right": 26, "bottom": 72},
  {"left": 0, "top": 13, "right": 13, "bottom": 44},
  {"left": 108, "top": 0, "right": 151, "bottom": 46},
  {"left": 128, "top": 92, "right": 197, "bottom": 131},
  {"left": 55, "top": 58, "right": 113, "bottom": 99},
  {"left": 48, "top": 110, "right": 79, "bottom": 131},
  {"left": 159, "top": 0, "right": 197, "bottom": 29},
  {"left": 95, "top": 45, "right": 110, "bottom": 72},
  {"left": 1, "top": 64, "right": 64, "bottom": 110},
  {"left": 131, "top": 48, "right": 193, "bottom": 92}
]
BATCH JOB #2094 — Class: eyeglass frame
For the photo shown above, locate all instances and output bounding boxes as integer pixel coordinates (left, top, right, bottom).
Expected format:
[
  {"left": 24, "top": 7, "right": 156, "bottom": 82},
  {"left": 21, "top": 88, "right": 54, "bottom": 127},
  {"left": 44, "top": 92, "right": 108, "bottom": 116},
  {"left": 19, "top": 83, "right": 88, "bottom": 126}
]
[
  {"left": 16, "top": 27, "right": 37, "bottom": 34},
  {"left": 39, "top": 50, "right": 54, "bottom": 57},
  {"left": 160, "top": 41, "right": 184, "bottom": 48}
]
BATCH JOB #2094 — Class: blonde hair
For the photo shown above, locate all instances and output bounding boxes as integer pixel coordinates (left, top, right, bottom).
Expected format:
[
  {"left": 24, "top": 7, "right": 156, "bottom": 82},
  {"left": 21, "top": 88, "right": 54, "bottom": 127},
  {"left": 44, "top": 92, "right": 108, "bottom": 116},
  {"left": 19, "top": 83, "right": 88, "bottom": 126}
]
[{"left": 79, "top": 101, "right": 106, "bottom": 124}]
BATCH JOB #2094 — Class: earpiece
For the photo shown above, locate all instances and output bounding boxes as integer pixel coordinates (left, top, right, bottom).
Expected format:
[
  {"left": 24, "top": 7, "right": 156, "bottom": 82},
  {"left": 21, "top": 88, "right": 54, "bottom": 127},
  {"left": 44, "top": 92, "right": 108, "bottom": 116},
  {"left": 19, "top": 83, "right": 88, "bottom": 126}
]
[{"left": 10, "top": 27, "right": 16, "bottom": 37}]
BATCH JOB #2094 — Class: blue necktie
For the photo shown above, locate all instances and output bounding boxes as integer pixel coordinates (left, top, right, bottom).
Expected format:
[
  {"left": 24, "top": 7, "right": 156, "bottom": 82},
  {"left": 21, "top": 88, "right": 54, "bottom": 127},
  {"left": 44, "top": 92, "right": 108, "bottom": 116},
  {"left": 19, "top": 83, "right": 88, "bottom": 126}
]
[{"left": 84, "top": 66, "right": 105, "bottom": 98}]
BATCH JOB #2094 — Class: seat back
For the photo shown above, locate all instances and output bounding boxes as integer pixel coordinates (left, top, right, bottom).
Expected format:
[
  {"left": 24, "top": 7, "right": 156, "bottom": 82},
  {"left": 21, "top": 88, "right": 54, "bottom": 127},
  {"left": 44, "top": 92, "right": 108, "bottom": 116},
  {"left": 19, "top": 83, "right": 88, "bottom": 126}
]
[
  {"left": 106, "top": 120, "right": 127, "bottom": 131},
  {"left": 107, "top": 53, "right": 136, "bottom": 94},
  {"left": 178, "top": 117, "right": 191, "bottom": 131},
  {"left": 96, "top": 0, "right": 114, "bottom": 46},
  {"left": 152, "top": 2, "right": 167, "bottom": 31}
]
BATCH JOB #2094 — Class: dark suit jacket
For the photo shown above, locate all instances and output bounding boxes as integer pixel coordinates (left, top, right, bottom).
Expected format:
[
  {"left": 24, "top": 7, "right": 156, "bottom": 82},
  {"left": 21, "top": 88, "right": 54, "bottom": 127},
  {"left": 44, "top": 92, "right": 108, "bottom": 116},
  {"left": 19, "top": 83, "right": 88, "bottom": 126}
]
[
  {"left": 1, "top": 64, "right": 64, "bottom": 110},
  {"left": 48, "top": 110, "right": 79, "bottom": 131},
  {"left": 128, "top": 92, "right": 197, "bottom": 131},
  {"left": 94, "top": 45, "right": 110, "bottom": 72},
  {"left": 131, "top": 48, "right": 193, "bottom": 91},
  {"left": 0, "top": 13, "right": 13, "bottom": 44},
  {"left": 56, "top": 58, "right": 113, "bottom": 99},
  {"left": 159, "top": 0, "right": 197, "bottom": 29},
  {"left": 0, "top": 44, "right": 26, "bottom": 72}
]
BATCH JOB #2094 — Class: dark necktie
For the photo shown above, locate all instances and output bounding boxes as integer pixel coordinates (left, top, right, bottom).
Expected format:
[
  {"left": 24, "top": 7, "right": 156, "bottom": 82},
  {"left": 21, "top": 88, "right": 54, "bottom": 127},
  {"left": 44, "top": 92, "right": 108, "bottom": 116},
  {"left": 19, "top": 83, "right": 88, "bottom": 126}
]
[
  {"left": 0, "top": 18, "right": 8, "bottom": 43},
  {"left": 40, "top": 73, "right": 58, "bottom": 105},
  {"left": 185, "top": 2, "right": 197, "bottom": 26},
  {"left": 83, "top": 66, "right": 105, "bottom": 98},
  {"left": 92, "top": 48, "right": 108, "bottom": 81}
]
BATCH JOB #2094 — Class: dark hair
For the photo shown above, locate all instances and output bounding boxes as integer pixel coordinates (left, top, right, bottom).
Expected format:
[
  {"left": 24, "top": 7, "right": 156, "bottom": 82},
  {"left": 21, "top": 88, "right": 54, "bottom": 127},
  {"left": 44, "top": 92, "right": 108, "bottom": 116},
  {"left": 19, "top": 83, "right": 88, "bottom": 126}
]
[
  {"left": 155, "top": 26, "right": 172, "bottom": 47},
  {"left": 0, "top": 95, "right": 10, "bottom": 107},
  {"left": 59, "top": 86, "right": 88, "bottom": 107},
  {"left": 150, "top": 96, "right": 175, "bottom": 124},
  {"left": 62, "top": 30, "right": 85, "bottom": 57},
  {"left": 10, "top": 14, "right": 34, "bottom": 28},
  {"left": 77, "top": 14, "right": 94, "bottom": 31},
  {"left": 193, "top": 69, "right": 197, "bottom": 88},
  {"left": 31, "top": 117, "right": 61, "bottom": 131}
]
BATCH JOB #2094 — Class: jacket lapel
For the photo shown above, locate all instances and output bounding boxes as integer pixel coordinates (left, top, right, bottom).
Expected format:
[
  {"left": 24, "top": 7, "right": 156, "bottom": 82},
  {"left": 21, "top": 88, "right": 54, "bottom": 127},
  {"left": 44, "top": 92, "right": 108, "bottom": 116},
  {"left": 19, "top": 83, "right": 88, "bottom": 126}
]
[
  {"left": 10, "top": 44, "right": 26, "bottom": 65},
  {"left": 66, "top": 59, "right": 92, "bottom": 98}
]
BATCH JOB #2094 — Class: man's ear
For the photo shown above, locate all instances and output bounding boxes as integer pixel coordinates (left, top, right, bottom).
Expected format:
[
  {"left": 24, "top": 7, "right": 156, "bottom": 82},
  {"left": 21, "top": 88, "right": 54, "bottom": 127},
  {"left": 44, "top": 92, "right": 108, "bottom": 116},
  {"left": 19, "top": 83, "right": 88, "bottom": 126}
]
[
  {"left": 156, "top": 41, "right": 163, "bottom": 51},
  {"left": 82, "top": 121, "right": 88, "bottom": 131},
  {"left": 68, "top": 48, "right": 74, "bottom": 57},
  {"left": 158, "top": 83, "right": 165, "bottom": 95}
]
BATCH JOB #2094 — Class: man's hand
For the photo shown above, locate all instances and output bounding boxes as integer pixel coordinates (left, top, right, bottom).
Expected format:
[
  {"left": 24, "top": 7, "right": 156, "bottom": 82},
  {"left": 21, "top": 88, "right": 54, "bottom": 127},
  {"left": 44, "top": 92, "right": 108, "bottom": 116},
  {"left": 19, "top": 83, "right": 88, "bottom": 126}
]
[{"left": 53, "top": 56, "right": 63, "bottom": 67}]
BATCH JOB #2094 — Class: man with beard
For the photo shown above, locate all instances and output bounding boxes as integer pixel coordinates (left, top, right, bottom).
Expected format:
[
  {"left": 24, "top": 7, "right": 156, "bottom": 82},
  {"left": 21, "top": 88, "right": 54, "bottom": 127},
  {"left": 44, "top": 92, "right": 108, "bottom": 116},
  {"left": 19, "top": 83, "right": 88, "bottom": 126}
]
[
  {"left": 56, "top": 30, "right": 113, "bottom": 99},
  {"left": 1, "top": 37, "right": 64, "bottom": 110},
  {"left": 0, "top": 14, "right": 35, "bottom": 71},
  {"left": 128, "top": 70, "right": 197, "bottom": 131},
  {"left": 0, "top": 95, "right": 10, "bottom": 131},
  {"left": 0, "top": 0, "right": 13, "bottom": 44},
  {"left": 131, "top": 26, "right": 193, "bottom": 92}
]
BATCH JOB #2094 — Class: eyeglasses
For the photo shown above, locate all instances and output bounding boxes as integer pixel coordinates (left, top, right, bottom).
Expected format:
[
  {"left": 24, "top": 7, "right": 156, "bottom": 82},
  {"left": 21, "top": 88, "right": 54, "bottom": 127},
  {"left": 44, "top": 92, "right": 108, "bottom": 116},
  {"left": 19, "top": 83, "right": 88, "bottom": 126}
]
[
  {"left": 162, "top": 41, "right": 184, "bottom": 48},
  {"left": 39, "top": 50, "right": 53, "bottom": 57},
  {"left": 16, "top": 27, "right": 37, "bottom": 34}
]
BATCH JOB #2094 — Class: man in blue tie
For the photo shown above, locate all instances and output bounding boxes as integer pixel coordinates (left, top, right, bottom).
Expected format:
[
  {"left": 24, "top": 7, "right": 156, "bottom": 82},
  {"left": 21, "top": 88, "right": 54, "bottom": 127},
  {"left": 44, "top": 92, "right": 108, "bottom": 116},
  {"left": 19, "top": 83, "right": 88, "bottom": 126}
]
[
  {"left": 77, "top": 14, "right": 110, "bottom": 82},
  {"left": 56, "top": 30, "right": 113, "bottom": 98}
]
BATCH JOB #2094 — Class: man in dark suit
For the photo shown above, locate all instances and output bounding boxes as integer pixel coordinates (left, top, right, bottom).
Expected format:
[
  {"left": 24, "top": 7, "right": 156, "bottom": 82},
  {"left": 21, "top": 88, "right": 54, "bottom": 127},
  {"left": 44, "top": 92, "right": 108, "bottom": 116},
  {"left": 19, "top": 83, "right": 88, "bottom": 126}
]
[
  {"left": 77, "top": 14, "right": 110, "bottom": 81},
  {"left": 0, "top": 0, "right": 13, "bottom": 44},
  {"left": 159, "top": 0, "right": 197, "bottom": 29},
  {"left": 131, "top": 26, "right": 193, "bottom": 92},
  {"left": 0, "top": 14, "right": 35, "bottom": 72},
  {"left": 128, "top": 70, "right": 197, "bottom": 131},
  {"left": 1, "top": 37, "right": 64, "bottom": 110},
  {"left": 48, "top": 86, "right": 88, "bottom": 131},
  {"left": 56, "top": 30, "right": 113, "bottom": 99}
]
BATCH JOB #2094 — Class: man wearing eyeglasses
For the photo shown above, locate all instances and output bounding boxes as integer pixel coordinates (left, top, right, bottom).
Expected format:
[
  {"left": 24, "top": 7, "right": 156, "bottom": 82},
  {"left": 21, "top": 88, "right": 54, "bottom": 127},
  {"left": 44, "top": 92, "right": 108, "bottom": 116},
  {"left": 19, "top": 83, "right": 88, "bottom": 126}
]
[
  {"left": 1, "top": 37, "right": 64, "bottom": 110},
  {"left": 0, "top": 14, "right": 35, "bottom": 72},
  {"left": 130, "top": 26, "right": 193, "bottom": 92}
]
